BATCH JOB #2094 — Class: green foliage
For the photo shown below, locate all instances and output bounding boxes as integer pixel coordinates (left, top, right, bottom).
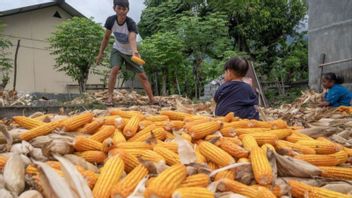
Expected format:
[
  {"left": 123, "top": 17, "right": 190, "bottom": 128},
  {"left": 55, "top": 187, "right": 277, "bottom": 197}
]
[
  {"left": 49, "top": 17, "right": 104, "bottom": 93},
  {"left": 0, "top": 22, "right": 12, "bottom": 89},
  {"left": 139, "top": 0, "right": 308, "bottom": 103}
]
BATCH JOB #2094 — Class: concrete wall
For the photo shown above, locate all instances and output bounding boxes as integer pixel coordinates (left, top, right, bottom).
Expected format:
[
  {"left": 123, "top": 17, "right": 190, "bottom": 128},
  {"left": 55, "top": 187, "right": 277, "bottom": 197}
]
[
  {"left": 0, "top": 6, "right": 140, "bottom": 94},
  {"left": 308, "top": 0, "right": 352, "bottom": 91}
]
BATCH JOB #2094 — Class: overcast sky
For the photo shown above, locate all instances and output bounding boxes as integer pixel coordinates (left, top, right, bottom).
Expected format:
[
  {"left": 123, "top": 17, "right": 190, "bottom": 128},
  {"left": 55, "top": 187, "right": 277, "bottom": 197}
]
[{"left": 0, "top": 0, "right": 146, "bottom": 24}]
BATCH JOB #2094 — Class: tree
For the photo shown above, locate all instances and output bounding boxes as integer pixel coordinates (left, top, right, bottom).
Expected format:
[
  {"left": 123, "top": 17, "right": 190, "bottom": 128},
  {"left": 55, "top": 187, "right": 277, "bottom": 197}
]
[
  {"left": 140, "top": 32, "right": 185, "bottom": 95},
  {"left": 49, "top": 17, "right": 104, "bottom": 93},
  {"left": 0, "top": 22, "right": 12, "bottom": 90}
]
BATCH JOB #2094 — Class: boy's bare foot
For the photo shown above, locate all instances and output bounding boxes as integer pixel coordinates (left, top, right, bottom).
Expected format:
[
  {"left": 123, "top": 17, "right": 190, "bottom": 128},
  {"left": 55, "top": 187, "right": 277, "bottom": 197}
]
[
  {"left": 105, "top": 96, "right": 113, "bottom": 106},
  {"left": 149, "top": 100, "right": 159, "bottom": 105}
]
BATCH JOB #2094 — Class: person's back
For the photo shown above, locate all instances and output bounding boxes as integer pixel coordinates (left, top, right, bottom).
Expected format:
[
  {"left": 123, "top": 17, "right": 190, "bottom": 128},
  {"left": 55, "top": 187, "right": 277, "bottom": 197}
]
[
  {"left": 324, "top": 84, "right": 352, "bottom": 107},
  {"left": 321, "top": 72, "right": 352, "bottom": 107},
  {"left": 214, "top": 57, "right": 259, "bottom": 120}
]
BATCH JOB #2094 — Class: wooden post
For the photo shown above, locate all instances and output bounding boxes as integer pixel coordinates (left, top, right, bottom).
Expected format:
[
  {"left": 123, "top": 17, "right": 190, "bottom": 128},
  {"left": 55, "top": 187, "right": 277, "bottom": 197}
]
[{"left": 13, "top": 39, "right": 20, "bottom": 91}]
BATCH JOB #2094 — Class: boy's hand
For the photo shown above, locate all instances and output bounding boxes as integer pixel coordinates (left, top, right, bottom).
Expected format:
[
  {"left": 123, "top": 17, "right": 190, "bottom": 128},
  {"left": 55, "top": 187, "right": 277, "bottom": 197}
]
[
  {"left": 133, "top": 51, "right": 140, "bottom": 58},
  {"left": 95, "top": 53, "right": 103, "bottom": 65}
]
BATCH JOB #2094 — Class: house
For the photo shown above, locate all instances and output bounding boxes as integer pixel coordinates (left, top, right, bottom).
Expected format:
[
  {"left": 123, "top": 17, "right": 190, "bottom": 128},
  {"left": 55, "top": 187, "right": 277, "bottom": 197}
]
[
  {"left": 0, "top": 0, "right": 141, "bottom": 94},
  {"left": 308, "top": 0, "right": 352, "bottom": 91}
]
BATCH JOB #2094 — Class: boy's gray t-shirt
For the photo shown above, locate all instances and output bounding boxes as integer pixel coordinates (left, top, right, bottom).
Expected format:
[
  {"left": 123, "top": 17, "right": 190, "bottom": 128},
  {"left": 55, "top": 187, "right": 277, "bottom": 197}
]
[{"left": 104, "top": 15, "right": 138, "bottom": 55}]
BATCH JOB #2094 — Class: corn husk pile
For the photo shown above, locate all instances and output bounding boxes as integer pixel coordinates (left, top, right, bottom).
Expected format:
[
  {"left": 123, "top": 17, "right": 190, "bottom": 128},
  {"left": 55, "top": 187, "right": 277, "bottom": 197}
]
[
  {"left": 0, "top": 91, "right": 33, "bottom": 107},
  {"left": 0, "top": 109, "right": 351, "bottom": 198}
]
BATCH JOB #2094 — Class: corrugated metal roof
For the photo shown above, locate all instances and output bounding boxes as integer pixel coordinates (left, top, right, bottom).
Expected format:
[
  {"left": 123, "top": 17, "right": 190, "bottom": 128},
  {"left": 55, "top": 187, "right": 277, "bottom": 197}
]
[{"left": 0, "top": 0, "right": 85, "bottom": 17}]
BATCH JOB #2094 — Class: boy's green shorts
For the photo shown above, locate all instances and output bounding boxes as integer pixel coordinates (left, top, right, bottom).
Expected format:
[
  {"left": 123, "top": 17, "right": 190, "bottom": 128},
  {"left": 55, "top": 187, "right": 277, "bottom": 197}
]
[{"left": 110, "top": 48, "right": 144, "bottom": 73}]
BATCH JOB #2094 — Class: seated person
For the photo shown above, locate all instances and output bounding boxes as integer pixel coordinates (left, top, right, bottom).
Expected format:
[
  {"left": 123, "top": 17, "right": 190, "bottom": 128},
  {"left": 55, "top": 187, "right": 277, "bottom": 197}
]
[
  {"left": 320, "top": 72, "right": 352, "bottom": 107},
  {"left": 214, "top": 57, "right": 259, "bottom": 120}
]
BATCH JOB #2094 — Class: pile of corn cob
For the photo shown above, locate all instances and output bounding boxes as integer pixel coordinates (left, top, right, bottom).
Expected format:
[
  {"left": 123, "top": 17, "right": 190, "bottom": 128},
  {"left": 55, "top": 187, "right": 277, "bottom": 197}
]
[{"left": 0, "top": 108, "right": 351, "bottom": 198}]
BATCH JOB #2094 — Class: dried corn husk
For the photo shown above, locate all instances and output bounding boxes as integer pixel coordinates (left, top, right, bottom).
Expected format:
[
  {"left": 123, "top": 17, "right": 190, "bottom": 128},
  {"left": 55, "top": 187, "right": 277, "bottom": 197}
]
[
  {"left": 4, "top": 154, "right": 25, "bottom": 195},
  {"left": 0, "top": 189, "right": 13, "bottom": 198},
  {"left": 18, "top": 190, "right": 43, "bottom": 198},
  {"left": 63, "top": 154, "right": 99, "bottom": 173}
]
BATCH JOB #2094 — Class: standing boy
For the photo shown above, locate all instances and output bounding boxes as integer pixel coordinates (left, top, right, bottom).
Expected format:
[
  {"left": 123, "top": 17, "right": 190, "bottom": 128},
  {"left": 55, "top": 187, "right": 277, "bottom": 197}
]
[{"left": 96, "top": 0, "right": 156, "bottom": 105}]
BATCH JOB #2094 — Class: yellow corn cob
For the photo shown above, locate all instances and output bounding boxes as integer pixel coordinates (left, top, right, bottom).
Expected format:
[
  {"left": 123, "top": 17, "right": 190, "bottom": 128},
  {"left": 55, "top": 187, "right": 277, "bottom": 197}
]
[
  {"left": 238, "top": 158, "right": 250, "bottom": 163},
  {"left": 268, "top": 129, "right": 293, "bottom": 139},
  {"left": 316, "top": 137, "right": 344, "bottom": 150},
  {"left": 194, "top": 145, "right": 207, "bottom": 163},
  {"left": 251, "top": 185, "right": 276, "bottom": 198},
  {"left": 78, "top": 118, "right": 104, "bottom": 134},
  {"left": 329, "top": 150, "right": 348, "bottom": 164},
  {"left": 262, "top": 184, "right": 282, "bottom": 197},
  {"left": 223, "top": 120, "right": 255, "bottom": 128},
  {"left": 288, "top": 180, "right": 351, "bottom": 198},
  {"left": 139, "top": 120, "right": 154, "bottom": 129},
  {"left": 160, "top": 110, "right": 190, "bottom": 121},
  {"left": 344, "top": 147, "right": 352, "bottom": 157},
  {"left": 180, "top": 173, "right": 210, "bottom": 188},
  {"left": 319, "top": 166, "right": 352, "bottom": 180},
  {"left": 180, "top": 132, "right": 192, "bottom": 142},
  {"left": 218, "top": 137, "right": 243, "bottom": 146},
  {"left": 261, "top": 143, "right": 276, "bottom": 154},
  {"left": 62, "top": 112, "right": 93, "bottom": 131},
  {"left": 217, "top": 178, "right": 259, "bottom": 198},
  {"left": 109, "top": 149, "right": 139, "bottom": 172},
  {"left": 101, "top": 115, "right": 119, "bottom": 126},
  {"left": 32, "top": 114, "right": 52, "bottom": 121},
  {"left": 129, "top": 127, "right": 166, "bottom": 142},
  {"left": 157, "top": 142, "right": 178, "bottom": 153},
  {"left": 76, "top": 166, "right": 98, "bottom": 189},
  {"left": 250, "top": 147, "right": 273, "bottom": 185},
  {"left": 89, "top": 125, "right": 115, "bottom": 142},
  {"left": 218, "top": 138, "right": 249, "bottom": 158},
  {"left": 73, "top": 136, "right": 103, "bottom": 152},
  {"left": 112, "top": 129, "right": 126, "bottom": 145},
  {"left": 154, "top": 145, "right": 181, "bottom": 165},
  {"left": 109, "top": 109, "right": 141, "bottom": 118},
  {"left": 77, "top": 151, "right": 106, "bottom": 164},
  {"left": 0, "top": 155, "right": 8, "bottom": 170},
  {"left": 93, "top": 156, "right": 124, "bottom": 198},
  {"left": 294, "top": 154, "right": 339, "bottom": 166},
  {"left": 286, "top": 131, "right": 314, "bottom": 142},
  {"left": 128, "top": 124, "right": 156, "bottom": 142},
  {"left": 144, "top": 164, "right": 187, "bottom": 198},
  {"left": 111, "top": 164, "right": 149, "bottom": 198},
  {"left": 295, "top": 140, "right": 340, "bottom": 154},
  {"left": 145, "top": 115, "right": 169, "bottom": 122},
  {"left": 269, "top": 119, "right": 288, "bottom": 129},
  {"left": 116, "top": 142, "right": 153, "bottom": 150},
  {"left": 204, "top": 134, "right": 222, "bottom": 141},
  {"left": 219, "top": 127, "right": 236, "bottom": 137},
  {"left": 165, "top": 131, "right": 175, "bottom": 139},
  {"left": 183, "top": 115, "right": 208, "bottom": 122},
  {"left": 214, "top": 170, "right": 235, "bottom": 181},
  {"left": 172, "top": 187, "right": 214, "bottom": 198},
  {"left": 184, "top": 119, "right": 210, "bottom": 131},
  {"left": 13, "top": 116, "right": 45, "bottom": 129},
  {"left": 251, "top": 120, "right": 272, "bottom": 128},
  {"left": 166, "top": 120, "right": 185, "bottom": 131},
  {"left": 207, "top": 161, "right": 218, "bottom": 170},
  {"left": 123, "top": 114, "right": 143, "bottom": 138},
  {"left": 20, "top": 120, "right": 61, "bottom": 141},
  {"left": 223, "top": 112, "right": 235, "bottom": 122},
  {"left": 188, "top": 121, "right": 222, "bottom": 139},
  {"left": 125, "top": 149, "right": 165, "bottom": 163},
  {"left": 241, "top": 134, "right": 259, "bottom": 151},
  {"left": 276, "top": 140, "right": 316, "bottom": 155},
  {"left": 240, "top": 133, "right": 278, "bottom": 146},
  {"left": 198, "top": 141, "right": 235, "bottom": 167},
  {"left": 234, "top": 127, "right": 271, "bottom": 135}
]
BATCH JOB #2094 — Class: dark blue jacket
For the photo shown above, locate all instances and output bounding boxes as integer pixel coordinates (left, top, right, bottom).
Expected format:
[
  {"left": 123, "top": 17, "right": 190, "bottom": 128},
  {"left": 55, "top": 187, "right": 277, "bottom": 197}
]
[
  {"left": 214, "top": 81, "right": 259, "bottom": 120},
  {"left": 324, "top": 84, "right": 352, "bottom": 107}
]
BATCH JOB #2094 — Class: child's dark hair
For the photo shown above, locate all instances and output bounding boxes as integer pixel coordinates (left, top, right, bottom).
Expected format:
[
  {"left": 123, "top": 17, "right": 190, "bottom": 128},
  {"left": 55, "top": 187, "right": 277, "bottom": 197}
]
[
  {"left": 323, "top": 72, "right": 344, "bottom": 84},
  {"left": 224, "top": 57, "right": 249, "bottom": 77},
  {"left": 114, "top": 0, "right": 129, "bottom": 9}
]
